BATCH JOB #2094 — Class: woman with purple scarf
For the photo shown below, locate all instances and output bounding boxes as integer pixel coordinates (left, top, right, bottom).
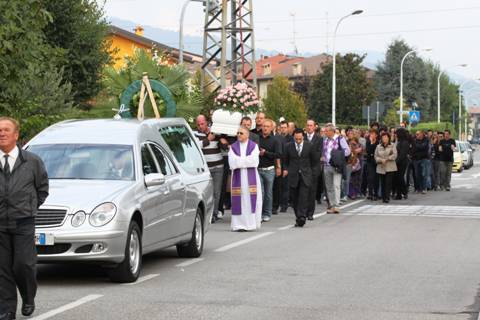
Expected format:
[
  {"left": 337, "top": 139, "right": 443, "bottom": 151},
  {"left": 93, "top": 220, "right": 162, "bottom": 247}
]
[{"left": 228, "top": 126, "right": 263, "bottom": 231}]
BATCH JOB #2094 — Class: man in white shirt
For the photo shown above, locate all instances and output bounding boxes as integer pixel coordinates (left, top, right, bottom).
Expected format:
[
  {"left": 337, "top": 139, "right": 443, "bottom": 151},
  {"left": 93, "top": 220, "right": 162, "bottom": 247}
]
[{"left": 0, "top": 117, "right": 49, "bottom": 320}]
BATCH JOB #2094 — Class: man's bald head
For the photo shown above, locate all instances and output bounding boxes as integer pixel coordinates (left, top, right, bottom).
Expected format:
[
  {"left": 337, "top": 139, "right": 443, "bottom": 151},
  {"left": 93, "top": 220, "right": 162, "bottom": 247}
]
[{"left": 196, "top": 115, "right": 209, "bottom": 133}]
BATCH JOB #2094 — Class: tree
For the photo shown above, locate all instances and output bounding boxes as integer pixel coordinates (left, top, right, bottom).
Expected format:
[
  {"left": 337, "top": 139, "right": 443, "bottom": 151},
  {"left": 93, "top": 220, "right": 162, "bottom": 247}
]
[
  {"left": 0, "top": 0, "right": 75, "bottom": 140},
  {"left": 375, "top": 39, "right": 431, "bottom": 119},
  {"left": 307, "top": 53, "right": 375, "bottom": 124},
  {"left": 44, "top": 0, "right": 112, "bottom": 109},
  {"left": 263, "top": 76, "right": 307, "bottom": 126},
  {"left": 425, "top": 61, "right": 459, "bottom": 123}
]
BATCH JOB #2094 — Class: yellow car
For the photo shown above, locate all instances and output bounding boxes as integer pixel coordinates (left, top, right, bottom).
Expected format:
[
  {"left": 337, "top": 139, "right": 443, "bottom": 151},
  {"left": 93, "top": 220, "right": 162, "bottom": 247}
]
[{"left": 453, "top": 141, "right": 463, "bottom": 172}]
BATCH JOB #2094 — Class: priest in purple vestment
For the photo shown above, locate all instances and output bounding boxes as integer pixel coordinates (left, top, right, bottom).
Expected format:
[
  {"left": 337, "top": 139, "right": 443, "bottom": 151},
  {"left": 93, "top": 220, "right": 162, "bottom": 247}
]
[{"left": 228, "top": 126, "right": 262, "bottom": 231}]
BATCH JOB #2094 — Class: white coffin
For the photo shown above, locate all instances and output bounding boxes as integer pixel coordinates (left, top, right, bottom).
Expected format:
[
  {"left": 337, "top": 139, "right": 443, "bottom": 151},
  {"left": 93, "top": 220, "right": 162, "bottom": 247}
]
[{"left": 210, "top": 109, "right": 256, "bottom": 136}]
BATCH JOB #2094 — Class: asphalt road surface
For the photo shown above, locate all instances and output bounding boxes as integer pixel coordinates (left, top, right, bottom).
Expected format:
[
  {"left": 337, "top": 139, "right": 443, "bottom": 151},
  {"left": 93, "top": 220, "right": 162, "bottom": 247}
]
[{"left": 26, "top": 151, "right": 480, "bottom": 320}]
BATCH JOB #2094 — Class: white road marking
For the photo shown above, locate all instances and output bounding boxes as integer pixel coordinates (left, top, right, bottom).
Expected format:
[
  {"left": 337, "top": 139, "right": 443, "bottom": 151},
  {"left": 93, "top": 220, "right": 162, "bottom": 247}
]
[
  {"left": 454, "top": 184, "right": 475, "bottom": 189},
  {"left": 472, "top": 173, "right": 480, "bottom": 178},
  {"left": 122, "top": 273, "right": 159, "bottom": 286},
  {"left": 214, "top": 232, "right": 275, "bottom": 252},
  {"left": 278, "top": 225, "right": 294, "bottom": 231},
  {"left": 343, "top": 205, "right": 480, "bottom": 219},
  {"left": 176, "top": 258, "right": 204, "bottom": 268},
  {"left": 30, "top": 294, "right": 103, "bottom": 320}
]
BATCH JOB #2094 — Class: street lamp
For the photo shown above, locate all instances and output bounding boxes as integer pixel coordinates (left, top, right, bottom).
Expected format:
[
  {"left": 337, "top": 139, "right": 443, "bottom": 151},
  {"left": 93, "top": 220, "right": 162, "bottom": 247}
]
[
  {"left": 437, "top": 64, "right": 467, "bottom": 123},
  {"left": 399, "top": 48, "right": 432, "bottom": 124},
  {"left": 458, "top": 78, "right": 480, "bottom": 140},
  {"left": 179, "top": 0, "right": 204, "bottom": 64},
  {"left": 331, "top": 9, "right": 363, "bottom": 126}
]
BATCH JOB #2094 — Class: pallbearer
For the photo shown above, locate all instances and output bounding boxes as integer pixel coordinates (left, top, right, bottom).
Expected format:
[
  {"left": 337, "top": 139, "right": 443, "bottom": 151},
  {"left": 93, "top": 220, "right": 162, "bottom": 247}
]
[{"left": 228, "top": 126, "right": 262, "bottom": 231}]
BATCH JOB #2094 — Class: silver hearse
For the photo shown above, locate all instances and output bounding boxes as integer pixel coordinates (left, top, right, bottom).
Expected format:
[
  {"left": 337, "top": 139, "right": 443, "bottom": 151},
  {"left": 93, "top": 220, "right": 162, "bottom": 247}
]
[{"left": 25, "top": 118, "right": 213, "bottom": 282}]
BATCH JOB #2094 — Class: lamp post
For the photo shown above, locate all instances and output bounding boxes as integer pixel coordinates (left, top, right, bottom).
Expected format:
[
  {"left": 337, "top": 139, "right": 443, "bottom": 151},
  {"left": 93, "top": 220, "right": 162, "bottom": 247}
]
[
  {"left": 399, "top": 48, "right": 432, "bottom": 124},
  {"left": 331, "top": 9, "right": 363, "bottom": 126},
  {"left": 179, "top": 0, "right": 204, "bottom": 64},
  {"left": 437, "top": 64, "right": 467, "bottom": 123},
  {"left": 458, "top": 79, "right": 480, "bottom": 140}
]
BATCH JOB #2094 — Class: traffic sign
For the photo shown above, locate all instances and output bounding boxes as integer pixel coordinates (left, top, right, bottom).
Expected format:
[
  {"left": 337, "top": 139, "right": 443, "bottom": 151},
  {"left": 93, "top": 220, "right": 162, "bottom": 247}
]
[{"left": 409, "top": 111, "right": 420, "bottom": 123}]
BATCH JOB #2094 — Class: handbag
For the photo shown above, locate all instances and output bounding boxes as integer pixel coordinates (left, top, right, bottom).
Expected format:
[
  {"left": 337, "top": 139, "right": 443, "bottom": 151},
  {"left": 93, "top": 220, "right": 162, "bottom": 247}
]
[{"left": 329, "top": 136, "right": 347, "bottom": 177}]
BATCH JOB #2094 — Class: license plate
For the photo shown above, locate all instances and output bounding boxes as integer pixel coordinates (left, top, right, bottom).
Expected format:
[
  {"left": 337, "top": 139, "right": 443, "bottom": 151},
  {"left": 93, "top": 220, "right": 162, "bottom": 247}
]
[{"left": 35, "top": 233, "right": 55, "bottom": 246}]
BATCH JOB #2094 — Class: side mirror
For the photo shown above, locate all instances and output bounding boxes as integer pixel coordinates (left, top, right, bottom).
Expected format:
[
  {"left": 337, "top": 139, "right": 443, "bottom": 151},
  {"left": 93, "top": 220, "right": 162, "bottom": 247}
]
[{"left": 144, "top": 173, "right": 165, "bottom": 187}]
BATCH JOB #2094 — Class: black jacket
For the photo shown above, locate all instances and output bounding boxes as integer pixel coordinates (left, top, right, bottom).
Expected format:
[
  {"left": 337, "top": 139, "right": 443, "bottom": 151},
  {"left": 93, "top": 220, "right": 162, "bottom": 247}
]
[
  {"left": 304, "top": 133, "right": 323, "bottom": 176},
  {"left": 365, "top": 139, "right": 378, "bottom": 164},
  {"left": 412, "top": 138, "right": 430, "bottom": 160},
  {"left": 0, "top": 147, "right": 49, "bottom": 221},
  {"left": 396, "top": 140, "right": 411, "bottom": 164},
  {"left": 284, "top": 141, "right": 317, "bottom": 188}
]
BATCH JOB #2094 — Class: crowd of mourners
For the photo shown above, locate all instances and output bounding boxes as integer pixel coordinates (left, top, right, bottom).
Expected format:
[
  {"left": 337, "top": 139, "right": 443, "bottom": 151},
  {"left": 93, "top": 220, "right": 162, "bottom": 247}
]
[{"left": 194, "top": 113, "right": 457, "bottom": 231}]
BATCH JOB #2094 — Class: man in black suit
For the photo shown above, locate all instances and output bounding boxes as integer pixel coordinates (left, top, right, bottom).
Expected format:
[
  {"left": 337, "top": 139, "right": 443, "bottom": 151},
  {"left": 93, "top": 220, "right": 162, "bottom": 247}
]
[
  {"left": 304, "top": 120, "right": 323, "bottom": 220},
  {"left": 283, "top": 128, "right": 317, "bottom": 227}
]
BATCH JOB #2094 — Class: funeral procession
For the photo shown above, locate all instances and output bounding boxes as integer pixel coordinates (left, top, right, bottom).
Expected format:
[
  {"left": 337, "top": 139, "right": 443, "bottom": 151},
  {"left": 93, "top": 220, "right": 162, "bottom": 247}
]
[{"left": 2, "top": 0, "right": 480, "bottom": 319}]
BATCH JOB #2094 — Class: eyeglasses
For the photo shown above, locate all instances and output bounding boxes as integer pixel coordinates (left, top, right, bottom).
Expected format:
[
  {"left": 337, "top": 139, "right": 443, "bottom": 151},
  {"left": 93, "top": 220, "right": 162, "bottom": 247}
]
[{"left": 237, "top": 132, "right": 244, "bottom": 135}]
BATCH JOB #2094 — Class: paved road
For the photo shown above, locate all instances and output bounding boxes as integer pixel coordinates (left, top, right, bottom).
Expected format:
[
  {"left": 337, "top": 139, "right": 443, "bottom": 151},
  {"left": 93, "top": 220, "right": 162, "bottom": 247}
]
[{"left": 26, "top": 152, "right": 480, "bottom": 320}]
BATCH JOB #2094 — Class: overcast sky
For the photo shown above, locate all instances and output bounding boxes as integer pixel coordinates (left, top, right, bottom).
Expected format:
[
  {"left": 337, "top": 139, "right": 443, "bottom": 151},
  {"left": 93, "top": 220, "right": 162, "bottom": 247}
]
[{"left": 104, "top": 0, "right": 480, "bottom": 96}]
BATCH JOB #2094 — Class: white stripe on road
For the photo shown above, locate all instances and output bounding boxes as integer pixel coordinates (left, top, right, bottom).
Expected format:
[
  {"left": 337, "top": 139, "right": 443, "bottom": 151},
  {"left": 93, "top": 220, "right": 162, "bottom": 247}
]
[
  {"left": 214, "top": 232, "right": 275, "bottom": 252},
  {"left": 278, "top": 224, "right": 294, "bottom": 231},
  {"left": 176, "top": 258, "right": 204, "bottom": 268},
  {"left": 122, "top": 273, "right": 159, "bottom": 286},
  {"left": 30, "top": 294, "right": 103, "bottom": 320}
]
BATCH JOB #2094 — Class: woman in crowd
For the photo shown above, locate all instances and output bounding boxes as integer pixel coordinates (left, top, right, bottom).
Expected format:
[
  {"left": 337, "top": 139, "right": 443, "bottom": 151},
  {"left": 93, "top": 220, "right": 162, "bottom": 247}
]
[
  {"left": 394, "top": 127, "right": 410, "bottom": 199},
  {"left": 348, "top": 134, "right": 363, "bottom": 199},
  {"left": 375, "top": 132, "right": 398, "bottom": 203},
  {"left": 366, "top": 129, "right": 380, "bottom": 201}
]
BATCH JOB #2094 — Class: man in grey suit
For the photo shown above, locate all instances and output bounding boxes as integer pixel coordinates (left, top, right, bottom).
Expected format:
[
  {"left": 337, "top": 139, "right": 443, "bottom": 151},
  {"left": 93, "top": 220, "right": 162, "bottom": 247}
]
[
  {"left": 283, "top": 128, "right": 317, "bottom": 227},
  {"left": 0, "top": 117, "right": 49, "bottom": 320}
]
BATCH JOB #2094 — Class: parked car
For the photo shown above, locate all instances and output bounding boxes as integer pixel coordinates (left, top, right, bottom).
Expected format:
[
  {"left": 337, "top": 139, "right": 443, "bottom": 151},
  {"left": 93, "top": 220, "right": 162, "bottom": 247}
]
[
  {"left": 458, "top": 141, "right": 474, "bottom": 169},
  {"left": 453, "top": 141, "right": 463, "bottom": 172},
  {"left": 26, "top": 118, "right": 214, "bottom": 283}
]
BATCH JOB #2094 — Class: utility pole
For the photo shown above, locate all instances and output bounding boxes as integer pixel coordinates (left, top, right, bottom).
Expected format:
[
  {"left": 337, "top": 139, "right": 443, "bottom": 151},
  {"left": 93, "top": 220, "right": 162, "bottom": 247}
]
[
  {"left": 201, "top": 0, "right": 257, "bottom": 92},
  {"left": 367, "top": 106, "right": 370, "bottom": 127},
  {"left": 290, "top": 12, "right": 299, "bottom": 55}
]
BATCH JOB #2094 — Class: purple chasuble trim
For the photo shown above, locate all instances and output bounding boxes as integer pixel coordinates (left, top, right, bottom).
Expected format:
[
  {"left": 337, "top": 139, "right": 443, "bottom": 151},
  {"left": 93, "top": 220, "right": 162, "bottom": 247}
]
[{"left": 231, "top": 140, "right": 257, "bottom": 215}]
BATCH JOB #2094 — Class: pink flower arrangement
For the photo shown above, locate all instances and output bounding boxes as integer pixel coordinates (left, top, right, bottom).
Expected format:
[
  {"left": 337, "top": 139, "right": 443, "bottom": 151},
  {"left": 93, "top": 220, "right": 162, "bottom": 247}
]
[{"left": 214, "top": 82, "right": 260, "bottom": 114}]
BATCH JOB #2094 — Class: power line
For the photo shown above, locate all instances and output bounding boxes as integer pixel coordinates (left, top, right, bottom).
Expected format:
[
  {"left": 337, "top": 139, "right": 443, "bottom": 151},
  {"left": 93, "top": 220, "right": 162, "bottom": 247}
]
[
  {"left": 255, "top": 6, "right": 480, "bottom": 24},
  {"left": 254, "top": 24, "right": 480, "bottom": 42}
]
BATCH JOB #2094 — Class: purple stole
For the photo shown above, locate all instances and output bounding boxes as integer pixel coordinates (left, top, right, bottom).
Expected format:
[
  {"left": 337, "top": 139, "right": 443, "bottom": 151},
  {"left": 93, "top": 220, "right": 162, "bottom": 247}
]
[{"left": 231, "top": 140, "right": 257, "bottom": 215}]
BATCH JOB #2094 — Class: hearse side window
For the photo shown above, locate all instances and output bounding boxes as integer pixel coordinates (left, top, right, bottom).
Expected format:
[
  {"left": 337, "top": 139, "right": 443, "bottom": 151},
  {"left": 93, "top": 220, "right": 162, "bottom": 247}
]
[
  {"left": 141, "top": 145, "right": 158, "bottom": 175},
  {"left": 159, "top": 125, "right": 205, "bottom": 175},
  {"left": 150, "top": 144, "right": 176, "bottom": 176}
]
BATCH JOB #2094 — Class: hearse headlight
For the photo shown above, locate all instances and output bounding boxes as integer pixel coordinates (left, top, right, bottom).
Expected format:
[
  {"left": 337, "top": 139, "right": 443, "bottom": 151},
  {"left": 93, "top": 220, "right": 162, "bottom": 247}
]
[
  {"left": 89, "top": 203, "right": 117, "bottom": 227},
  {"left": 71, "top": 211, "right": 86, "bottom": 227}
]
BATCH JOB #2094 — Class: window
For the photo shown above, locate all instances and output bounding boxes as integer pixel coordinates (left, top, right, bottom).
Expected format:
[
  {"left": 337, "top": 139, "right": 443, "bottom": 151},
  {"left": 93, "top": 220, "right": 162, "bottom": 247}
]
[
  {"left": 150, "top": 144, "right": 177, "bottom": 176},
  {"left": 141, "top": 145, "right": 158, "bottom": 175},
  {"left": 28, "top": 144, "right": 135, "bottom": 181},
  {"left": 159, "top": 125, "right": 204, "bottom": 175}
]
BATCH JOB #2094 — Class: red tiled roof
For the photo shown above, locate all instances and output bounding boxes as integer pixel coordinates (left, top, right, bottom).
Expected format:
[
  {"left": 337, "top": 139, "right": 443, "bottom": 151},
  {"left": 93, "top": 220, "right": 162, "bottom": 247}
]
[{"left": 468, "top": 107, "right": 480, "bottom": 114}]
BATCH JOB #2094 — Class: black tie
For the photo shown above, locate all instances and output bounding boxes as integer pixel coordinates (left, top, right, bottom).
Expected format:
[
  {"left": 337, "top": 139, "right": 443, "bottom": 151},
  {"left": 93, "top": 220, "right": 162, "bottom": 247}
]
[{"left": 3, "top": 154, "right": 10, "bottom": 176}]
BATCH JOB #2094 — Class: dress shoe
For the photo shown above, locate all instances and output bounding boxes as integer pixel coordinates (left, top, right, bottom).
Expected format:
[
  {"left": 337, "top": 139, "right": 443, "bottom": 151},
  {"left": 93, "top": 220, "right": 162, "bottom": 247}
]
[
  {"left": 280, "top": 207, "right": 288, "bottom": 213},
  {"left": 307, "top": 216, "right": 314, "bottom": 221},
  {"left": 295, "top": 218, "right": 306, "bottom": 227},
  {"left": 22, "top": 302, "right": 35, "bottom": 317},
  {"left": 0, "top": 312, "right": 16, "bottom": 320},
  {"left": 272, "top": 210, "right": 278, "bottom": 215},
  {"left": 333, "top": 207, "right": 340, "bottom": 213}
]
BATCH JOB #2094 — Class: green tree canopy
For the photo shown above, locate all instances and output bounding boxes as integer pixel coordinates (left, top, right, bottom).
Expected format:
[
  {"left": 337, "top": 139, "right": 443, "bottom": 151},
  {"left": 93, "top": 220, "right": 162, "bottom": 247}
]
[
  {"left": 375, "top": 39, "right": 431, "bottom": 119},
  {"left": 263, "top": 76, "right": 307, "bottom": 126},
  {"left": 44, "top": 0, "right": 112, "bottom": 109},
  {"left": 0, "top": 0, "right": 75, "bottom": 141},
  {"left": 307, "top": 53, "right": 375, "bottom": 124}
]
